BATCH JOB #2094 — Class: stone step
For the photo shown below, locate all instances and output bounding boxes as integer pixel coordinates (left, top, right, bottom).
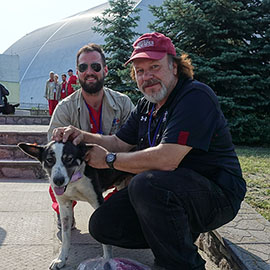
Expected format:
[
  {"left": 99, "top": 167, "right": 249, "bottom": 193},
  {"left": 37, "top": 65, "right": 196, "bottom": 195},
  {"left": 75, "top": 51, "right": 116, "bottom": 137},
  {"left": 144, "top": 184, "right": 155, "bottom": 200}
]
[
  {"left": 0, "top": 131, "right": 47, "bottom": 145},
  {"left": 0, "top": 160, "right": 47, "bottom": 179},
  {"left": 0, "top": 114, "right": 50, "bottom": 125},
  {"left": 0, "top": 145, "right": 34, "bottom": 160}
]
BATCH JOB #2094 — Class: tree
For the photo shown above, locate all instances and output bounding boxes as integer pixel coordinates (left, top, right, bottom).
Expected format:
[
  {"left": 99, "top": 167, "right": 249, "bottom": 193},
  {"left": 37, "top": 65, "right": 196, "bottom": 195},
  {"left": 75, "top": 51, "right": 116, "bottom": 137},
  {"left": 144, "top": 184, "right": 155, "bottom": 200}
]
[
  {"left": 92, "top": 0, "right": 142, "bottom": 102},
  {"left": 149, "top": 0, "right": 270, "bottom": 145}
]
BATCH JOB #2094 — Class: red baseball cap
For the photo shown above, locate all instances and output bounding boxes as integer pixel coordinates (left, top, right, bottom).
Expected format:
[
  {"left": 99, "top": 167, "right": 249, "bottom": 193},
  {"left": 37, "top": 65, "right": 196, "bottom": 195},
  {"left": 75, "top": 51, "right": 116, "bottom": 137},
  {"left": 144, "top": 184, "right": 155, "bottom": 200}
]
[{"left": 125, "top": 32, "right": 176, "bottom": 66}]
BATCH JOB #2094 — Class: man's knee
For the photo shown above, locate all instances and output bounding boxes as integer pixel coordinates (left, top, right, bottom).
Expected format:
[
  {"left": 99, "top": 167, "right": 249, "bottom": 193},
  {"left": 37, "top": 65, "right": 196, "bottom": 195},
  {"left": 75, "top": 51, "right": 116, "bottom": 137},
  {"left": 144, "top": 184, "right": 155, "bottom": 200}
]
[
  {"left": 128, "top": 171, "right": 154, "bottom": 202},
  {"left": 128, "top": 170, "right": 170, "bottom": 212},
  {"left": 89, "top": 208, "right": 107, "bottom": 244}
]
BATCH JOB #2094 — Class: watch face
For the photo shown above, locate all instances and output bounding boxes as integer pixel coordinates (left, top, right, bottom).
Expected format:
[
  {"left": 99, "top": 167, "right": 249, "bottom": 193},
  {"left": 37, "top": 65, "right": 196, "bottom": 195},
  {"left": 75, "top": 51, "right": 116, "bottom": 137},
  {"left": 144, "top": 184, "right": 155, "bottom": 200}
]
[
  {"left": 107, "top": 154, "right": 115, "bottom": 163},
  {"left": 106, "top": 153, "right": 116, "bottom": 169}
]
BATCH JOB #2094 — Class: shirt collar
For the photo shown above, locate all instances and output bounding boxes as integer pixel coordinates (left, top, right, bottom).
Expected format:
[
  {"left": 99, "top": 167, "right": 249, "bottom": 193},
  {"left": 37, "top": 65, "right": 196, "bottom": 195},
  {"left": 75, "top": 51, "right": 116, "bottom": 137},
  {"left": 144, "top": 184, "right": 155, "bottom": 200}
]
[{"left": 78, "top": 87, "right": 117, "bottom": 111}]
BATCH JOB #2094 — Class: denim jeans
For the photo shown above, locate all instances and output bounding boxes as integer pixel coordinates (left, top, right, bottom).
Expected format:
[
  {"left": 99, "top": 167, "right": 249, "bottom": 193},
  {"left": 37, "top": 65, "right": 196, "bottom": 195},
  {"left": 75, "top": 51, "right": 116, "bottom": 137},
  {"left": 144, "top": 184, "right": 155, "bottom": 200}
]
[{"left": 89, "top": 167, "right": 242, "bottom": 270}]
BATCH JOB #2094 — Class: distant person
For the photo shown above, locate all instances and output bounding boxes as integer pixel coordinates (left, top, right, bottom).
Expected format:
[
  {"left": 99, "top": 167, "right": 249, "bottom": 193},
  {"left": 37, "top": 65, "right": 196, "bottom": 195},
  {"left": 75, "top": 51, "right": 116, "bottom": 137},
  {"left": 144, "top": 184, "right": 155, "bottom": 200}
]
[
  {"left": 67, "top": 69, "right": 78, "bottom": 96},
  {"left": 60, "top": 74, "right": 68, "bottom": 100},
  {"left": 54, "top": 73, "right": 61, "bottom": 94},
  {"left": 44, "top": 71, "right": 61, "bottom": 116},
  {"left": 0, "top": 83, "right": 19, "bottom": 114},
  {"left": 44, "top": 71, "right": 55, "bottom": 115},
  {"left": 0, "top": 83, "right": 9, "bottom": 106}
]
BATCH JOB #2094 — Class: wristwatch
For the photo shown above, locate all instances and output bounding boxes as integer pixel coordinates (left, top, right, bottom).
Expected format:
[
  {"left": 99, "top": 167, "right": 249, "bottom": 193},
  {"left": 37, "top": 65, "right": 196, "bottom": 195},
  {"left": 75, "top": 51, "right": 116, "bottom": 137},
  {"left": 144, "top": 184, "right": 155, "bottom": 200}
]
[{"left": 105, "top": 153, "right": 117, "bottom": 169}]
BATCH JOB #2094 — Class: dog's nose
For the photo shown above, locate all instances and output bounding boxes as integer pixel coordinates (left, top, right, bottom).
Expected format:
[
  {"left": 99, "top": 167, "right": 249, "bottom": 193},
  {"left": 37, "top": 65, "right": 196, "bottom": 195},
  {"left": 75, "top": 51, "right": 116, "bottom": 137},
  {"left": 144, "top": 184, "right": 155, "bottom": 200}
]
[{"left": 53, "top": 176, "right": 65, "bottom": 186}]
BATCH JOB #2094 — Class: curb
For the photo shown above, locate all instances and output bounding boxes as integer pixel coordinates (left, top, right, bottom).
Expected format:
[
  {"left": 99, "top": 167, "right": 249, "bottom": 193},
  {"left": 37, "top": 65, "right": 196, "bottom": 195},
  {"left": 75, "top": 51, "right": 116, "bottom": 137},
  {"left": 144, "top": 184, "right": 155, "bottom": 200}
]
[{"left": 199, "top": 202, "right": 270, "bottom": 270}]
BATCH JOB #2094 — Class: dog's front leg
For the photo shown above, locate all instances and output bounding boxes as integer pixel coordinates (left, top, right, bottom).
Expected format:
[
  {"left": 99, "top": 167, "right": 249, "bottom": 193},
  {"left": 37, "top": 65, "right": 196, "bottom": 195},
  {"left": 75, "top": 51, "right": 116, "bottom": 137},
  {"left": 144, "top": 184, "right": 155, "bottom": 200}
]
[
  {"left": 49, "top": 200, "right": 73, "bottom": 270},
  {"left": 102, "top": 244, "right": 113, "bottom": 259}
]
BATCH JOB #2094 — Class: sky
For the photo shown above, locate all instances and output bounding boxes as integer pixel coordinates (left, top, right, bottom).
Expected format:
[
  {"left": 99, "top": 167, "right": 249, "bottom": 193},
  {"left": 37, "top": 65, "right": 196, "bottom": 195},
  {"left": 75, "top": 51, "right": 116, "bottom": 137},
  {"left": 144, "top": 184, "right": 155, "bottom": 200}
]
[{"left": 0, "top": 0, "right": 108, "bottom": 54}]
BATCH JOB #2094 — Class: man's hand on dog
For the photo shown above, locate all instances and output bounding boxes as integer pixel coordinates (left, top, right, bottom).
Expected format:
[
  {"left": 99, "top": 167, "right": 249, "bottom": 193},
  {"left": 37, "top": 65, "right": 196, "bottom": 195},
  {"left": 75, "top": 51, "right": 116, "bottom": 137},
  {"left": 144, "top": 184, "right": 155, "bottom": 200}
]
[
  {"left": 85, "top": 144, "right": 109, "bottom": 169},
  {"left": 52, "top": 125, "right": 84, "bottom": 145},
  {"left": 52, "top": 127, "right": 110, "bottom": 169}
]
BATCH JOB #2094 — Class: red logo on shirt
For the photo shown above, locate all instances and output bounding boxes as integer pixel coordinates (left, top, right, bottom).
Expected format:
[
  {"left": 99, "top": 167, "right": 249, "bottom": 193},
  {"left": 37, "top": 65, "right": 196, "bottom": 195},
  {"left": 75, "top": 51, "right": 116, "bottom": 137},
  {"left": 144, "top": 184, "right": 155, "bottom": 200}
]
[{"left": 178, "top": 131, "right": 190, "bottom": 145}]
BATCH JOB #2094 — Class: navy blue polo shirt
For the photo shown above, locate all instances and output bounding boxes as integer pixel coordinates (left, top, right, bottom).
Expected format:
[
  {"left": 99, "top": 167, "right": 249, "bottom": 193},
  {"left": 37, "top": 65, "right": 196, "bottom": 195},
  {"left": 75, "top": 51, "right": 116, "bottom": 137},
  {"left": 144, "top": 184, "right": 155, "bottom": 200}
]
[{"left": 116, "top": 78, "right": 246, "bottom": 203}]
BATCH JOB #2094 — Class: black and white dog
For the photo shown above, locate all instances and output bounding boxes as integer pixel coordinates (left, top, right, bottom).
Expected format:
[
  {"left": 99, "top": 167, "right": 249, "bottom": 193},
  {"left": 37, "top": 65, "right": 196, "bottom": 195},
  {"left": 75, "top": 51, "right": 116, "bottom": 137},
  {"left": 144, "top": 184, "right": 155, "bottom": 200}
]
[{"left": 18, "top": 140, "right": 131, "bottom": 270}]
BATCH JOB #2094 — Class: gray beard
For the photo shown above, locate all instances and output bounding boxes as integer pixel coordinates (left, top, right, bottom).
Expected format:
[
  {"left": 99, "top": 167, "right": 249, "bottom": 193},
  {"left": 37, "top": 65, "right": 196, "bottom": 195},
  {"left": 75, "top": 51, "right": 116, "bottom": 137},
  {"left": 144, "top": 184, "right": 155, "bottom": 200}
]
[{"left": 141, "top": 83, "right": 168, "bottom": 103}]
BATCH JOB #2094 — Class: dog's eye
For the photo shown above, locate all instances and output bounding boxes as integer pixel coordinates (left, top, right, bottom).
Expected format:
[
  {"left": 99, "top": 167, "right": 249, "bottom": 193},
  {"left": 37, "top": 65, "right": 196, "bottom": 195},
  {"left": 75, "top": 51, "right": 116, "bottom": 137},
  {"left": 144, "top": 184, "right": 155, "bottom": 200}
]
[
  {"left": 46, "top": 157, "right": 54, "bottom": 164},
  {"left": 64, "top": 157, "right": 73, "bottom": 163}
]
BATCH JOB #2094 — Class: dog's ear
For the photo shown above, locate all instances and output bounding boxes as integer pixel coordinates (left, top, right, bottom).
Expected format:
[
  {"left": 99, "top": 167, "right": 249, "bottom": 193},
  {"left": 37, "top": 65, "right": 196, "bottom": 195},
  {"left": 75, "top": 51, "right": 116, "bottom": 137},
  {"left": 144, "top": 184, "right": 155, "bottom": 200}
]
[
  {"left": 17, "top": 143, "right": 44, "bottom": 162},
  {"left": 77, "top": 142, "right": 93, "bottom": 158}
]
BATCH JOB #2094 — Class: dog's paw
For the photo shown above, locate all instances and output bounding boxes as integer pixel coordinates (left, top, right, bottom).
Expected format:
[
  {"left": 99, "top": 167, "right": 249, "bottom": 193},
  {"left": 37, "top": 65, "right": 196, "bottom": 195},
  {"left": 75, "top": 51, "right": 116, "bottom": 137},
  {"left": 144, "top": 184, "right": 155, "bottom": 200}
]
[{"left": 49, "top": 258, "right": 66, "bottom": 269}]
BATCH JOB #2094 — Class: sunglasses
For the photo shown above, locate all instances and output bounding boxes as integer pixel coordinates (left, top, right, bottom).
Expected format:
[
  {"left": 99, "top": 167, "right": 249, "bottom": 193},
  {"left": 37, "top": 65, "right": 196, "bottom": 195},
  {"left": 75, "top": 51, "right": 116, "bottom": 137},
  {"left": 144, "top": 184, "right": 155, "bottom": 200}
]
[{"left": 78, "top": 63, "right": 102, "bottom": 73}]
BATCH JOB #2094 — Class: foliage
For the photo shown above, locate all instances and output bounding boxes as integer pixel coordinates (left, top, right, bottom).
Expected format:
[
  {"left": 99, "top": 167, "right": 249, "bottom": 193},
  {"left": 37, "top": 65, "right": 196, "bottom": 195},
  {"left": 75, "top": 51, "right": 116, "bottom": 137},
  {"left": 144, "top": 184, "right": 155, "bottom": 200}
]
[
  {"left": 149, "top": 0, "right": 270, "bottom": 145},
  {"left": 72, "top": 83, "right": 81, "bottom": 91},
  {"left": 92, "top": 0, "right": 141, "bottom": 93},
  {"left": 123, "top": 89, "right": 143, "bottom": 104}
]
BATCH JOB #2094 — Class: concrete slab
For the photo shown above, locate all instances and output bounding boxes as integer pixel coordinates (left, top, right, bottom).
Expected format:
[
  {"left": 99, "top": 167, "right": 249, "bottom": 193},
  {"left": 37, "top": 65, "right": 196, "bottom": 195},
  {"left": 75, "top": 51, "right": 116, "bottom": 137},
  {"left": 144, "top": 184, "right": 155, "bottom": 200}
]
[{"left": 0, "top": 125, "right": 48, "bottom": 133}]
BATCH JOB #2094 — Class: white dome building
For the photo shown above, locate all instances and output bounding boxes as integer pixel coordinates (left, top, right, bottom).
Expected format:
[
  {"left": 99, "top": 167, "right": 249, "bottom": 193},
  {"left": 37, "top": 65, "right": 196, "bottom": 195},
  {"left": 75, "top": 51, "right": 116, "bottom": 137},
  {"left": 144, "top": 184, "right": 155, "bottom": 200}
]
[{"left": 4, "top": 0, "right": 164, "bottom": 108}]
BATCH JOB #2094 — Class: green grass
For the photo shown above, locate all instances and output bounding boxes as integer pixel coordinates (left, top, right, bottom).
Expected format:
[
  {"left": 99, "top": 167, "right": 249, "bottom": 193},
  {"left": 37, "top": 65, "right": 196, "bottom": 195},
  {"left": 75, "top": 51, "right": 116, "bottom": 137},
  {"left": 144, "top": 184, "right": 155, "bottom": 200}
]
[{"left": 235, "top": 146, "right": 270, "bottom": 221}]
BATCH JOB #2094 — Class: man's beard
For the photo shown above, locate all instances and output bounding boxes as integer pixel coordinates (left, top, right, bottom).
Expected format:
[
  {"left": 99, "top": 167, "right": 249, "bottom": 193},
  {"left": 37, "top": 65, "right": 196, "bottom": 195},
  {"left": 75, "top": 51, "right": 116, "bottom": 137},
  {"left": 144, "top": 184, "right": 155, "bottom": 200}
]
[
  {"left": 79, "top": 74, "right": 104, "bottom": 94},
  {"left": 140, "top": 79, "right": 168, "bottom": 103}
]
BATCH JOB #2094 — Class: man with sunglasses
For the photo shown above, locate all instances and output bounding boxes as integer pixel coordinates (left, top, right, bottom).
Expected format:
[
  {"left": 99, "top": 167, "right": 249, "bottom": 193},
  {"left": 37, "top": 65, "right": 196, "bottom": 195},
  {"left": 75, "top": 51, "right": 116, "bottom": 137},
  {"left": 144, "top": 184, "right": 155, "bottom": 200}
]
[
  {"left": 52, "top": 33, "right": 246, "bottom": 269},
  {"left": 47, "top": 43, "right": 134, "bottom": 229}
]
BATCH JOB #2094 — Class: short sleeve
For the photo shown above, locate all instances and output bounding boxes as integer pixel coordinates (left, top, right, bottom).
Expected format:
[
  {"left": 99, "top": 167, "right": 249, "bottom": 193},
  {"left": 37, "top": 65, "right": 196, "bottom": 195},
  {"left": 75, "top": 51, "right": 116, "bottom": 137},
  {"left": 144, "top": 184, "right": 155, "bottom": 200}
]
[
  {"left": 161, "top": 90, "right": 219, "bottom": 151},
  {"left": 119, "top": 96, "right": 135, "bottom": 125},
  {"left": 116, "top": 105, "right": 140, "bottom": 146}
]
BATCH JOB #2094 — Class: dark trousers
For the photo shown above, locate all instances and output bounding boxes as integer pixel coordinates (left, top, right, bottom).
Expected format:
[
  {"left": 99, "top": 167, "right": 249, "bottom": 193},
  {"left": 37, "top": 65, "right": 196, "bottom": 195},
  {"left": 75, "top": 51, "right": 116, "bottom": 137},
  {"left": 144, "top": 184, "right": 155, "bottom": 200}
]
[{"left": 89, "top": 168, "right": 240, "bottom": 270}]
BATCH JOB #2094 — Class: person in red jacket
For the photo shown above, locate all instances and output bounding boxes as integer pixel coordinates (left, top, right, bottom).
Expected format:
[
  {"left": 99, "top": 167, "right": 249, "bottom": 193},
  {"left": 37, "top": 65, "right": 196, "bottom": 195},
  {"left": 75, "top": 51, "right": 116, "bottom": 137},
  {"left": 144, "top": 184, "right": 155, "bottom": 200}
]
[
  {"left": 67, "top": 69, "right": 78, "bottom": 96},
  {"left": 60, "top": 74, "right": 68, "bottom": 100}
]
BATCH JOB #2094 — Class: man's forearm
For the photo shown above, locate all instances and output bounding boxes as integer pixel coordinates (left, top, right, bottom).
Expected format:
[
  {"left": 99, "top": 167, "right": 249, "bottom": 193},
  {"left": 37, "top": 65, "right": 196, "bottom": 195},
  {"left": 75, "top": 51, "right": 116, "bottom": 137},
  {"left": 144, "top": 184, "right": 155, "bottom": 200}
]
[
  {"left": 112, "top": 144, "right": 192, "bottom": 174},
  {"left": 82, "top": 131, "right": 109, "bottom": 148},
  {"left": 82, "top": 133, "right": 131, "bottom": 153}
]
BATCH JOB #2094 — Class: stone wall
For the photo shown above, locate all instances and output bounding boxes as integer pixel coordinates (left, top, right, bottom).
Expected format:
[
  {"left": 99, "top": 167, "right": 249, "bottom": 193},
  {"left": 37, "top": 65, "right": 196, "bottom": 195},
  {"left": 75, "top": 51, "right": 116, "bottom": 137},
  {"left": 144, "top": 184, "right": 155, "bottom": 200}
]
[
  {"left": 0, "top": 114, "right": 50, "bottom": 125},
  {"left": 197, "top": 232, "right": 240, "bottom": 270}
]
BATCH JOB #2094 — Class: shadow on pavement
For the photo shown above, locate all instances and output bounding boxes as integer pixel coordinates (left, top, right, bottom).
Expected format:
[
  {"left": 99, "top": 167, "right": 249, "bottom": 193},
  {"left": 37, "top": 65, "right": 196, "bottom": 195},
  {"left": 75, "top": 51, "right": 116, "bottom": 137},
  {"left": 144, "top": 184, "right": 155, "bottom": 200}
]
[{"left": 0, "top": 227, "right": 7, "bottom": 248}]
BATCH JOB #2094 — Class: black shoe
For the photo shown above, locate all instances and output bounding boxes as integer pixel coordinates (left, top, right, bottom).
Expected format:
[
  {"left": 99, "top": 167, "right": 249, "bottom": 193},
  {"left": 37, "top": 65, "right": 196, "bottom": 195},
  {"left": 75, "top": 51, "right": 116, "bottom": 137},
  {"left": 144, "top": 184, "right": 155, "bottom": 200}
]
[{"left": 57, "top": 213, "right": 76, "bottom": 230}]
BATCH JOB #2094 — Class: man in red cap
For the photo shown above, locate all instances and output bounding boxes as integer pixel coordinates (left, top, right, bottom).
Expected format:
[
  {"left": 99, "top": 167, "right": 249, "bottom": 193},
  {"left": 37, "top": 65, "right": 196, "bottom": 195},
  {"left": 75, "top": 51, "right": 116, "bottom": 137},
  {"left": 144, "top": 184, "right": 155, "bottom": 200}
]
[{"left": 52, "top": 32, "right": 246, "bottom": 270}]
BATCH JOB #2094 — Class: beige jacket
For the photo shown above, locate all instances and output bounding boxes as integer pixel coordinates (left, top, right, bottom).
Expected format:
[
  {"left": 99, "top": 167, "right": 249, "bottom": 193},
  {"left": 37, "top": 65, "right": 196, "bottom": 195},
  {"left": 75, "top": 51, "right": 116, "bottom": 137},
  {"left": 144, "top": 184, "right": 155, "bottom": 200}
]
[
  {"left": 44, "top": 80, "right": 61, "bottom": 100},
  {"left": 47, "top": 87, "right": 134, "bottom": 141}
]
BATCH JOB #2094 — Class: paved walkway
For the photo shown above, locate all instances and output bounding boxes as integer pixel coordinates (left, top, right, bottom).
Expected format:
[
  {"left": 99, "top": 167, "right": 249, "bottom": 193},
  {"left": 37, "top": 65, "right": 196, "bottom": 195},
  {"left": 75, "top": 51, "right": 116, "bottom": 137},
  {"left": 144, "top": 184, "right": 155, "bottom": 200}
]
[{"left": 0, "top": 178, "right": 220, "bottom": 270}]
